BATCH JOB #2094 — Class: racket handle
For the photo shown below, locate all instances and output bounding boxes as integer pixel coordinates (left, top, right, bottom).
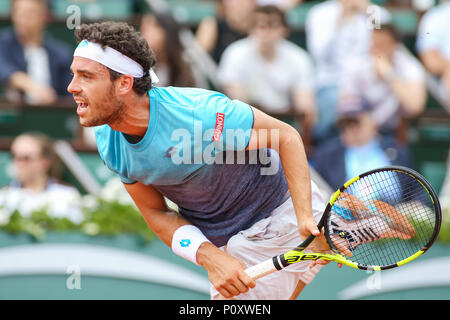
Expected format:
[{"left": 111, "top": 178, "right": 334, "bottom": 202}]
[{"left": 245, "top": 258, "right": 279, "bottom": 280}]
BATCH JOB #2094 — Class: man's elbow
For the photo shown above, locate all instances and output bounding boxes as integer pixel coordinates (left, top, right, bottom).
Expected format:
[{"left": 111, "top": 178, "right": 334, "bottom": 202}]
[{"left": 279, "top": 123, "right": 303, "bottom": 149}]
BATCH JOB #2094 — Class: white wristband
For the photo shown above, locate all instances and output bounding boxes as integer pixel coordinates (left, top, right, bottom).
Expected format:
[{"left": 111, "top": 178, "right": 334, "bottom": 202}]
[{"left": 171, "top": 225, "right": 211, "bottom": 265}]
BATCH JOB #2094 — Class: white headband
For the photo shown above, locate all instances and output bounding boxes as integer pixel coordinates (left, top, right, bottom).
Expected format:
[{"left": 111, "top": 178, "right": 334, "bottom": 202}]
[{"left": 74, "top": 39, "right": 159, "bottom": 84}]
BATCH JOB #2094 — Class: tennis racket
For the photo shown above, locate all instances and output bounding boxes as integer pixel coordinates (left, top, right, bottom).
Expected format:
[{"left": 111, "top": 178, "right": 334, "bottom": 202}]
[{"left": 245, "top": 166, "right": 442, "bottom": 280}]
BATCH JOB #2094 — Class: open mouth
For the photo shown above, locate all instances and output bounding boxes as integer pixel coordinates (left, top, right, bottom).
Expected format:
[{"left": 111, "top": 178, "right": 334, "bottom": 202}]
[{"left": 75, "top": 100, "right": 89, "bottom": 116}]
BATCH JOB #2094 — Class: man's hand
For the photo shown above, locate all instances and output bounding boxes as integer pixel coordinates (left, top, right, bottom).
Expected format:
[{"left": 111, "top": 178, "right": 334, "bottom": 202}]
[
  {"left": 27, "top": 83, "right": 57, "bottom": 105},
  {"left": 9, "top": 71, "right": 57, "bottom": 105},
  {"left": 373, "top": 54, "right": 394, "bottom": 81},
  {"left": 196, "top": 242, "right": 256, "bottom": 299},
  {"left": 298, "top": 216, "right": 320, "bottom": 240},
  {"left": 298, "top": 218, "right": 341, "bottom": 269}
]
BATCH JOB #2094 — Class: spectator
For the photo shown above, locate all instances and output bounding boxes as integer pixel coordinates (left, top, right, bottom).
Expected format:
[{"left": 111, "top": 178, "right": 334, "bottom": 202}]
[
  {"left": 140, "top": 12, "right": 198, "bottom": 88},
  {"left": 416, "top": 0, "right": 450, "bottom": 109},
  {"left": 218, "top": 5, "right": 317, "bottom": 127},
  {"left": 311, "top": 95, "right": 413, "bottom": 191},
  {"left": 305, "top": 0, "right": 391, "bottom": 142},
  {"left": 196, "top": 0, "right": 256, "bottom": 63},
  {"left": 340, "top": 23, "right": 426, "bottom": 137},
  {"left": 0, "top": 0, "right": 73, "bottom": 105},
  {"left": 0, "top": 132, "right": 82, "bottom": 223}
]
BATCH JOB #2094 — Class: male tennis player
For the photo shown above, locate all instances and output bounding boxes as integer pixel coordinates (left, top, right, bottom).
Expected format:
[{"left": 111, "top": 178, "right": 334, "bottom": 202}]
[{"left": 67, "top": 21, "right": 329, "bottom": 300}]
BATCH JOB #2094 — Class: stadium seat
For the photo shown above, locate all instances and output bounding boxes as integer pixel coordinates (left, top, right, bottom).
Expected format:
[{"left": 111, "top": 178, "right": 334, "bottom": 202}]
[
  {"left": 0, "top": 105, "right": 80, "bottom": 140},
  {"left": 51, "top": 0, "right": 133, "bottom": 20},
  {"left": 0, "top": 1, "right": 10, "bottom": 16},
  {"left": 286, "top": 1, "right": 320, "bottom": 29},
  {"left": 0, "top": 151, "right": 11, "bottom": 187},
  {"left": 391, "top": 9, "right": 418, "bottom": 34},
  {"left": 165, "top": 0, "right": 216, "bottom": 24}
]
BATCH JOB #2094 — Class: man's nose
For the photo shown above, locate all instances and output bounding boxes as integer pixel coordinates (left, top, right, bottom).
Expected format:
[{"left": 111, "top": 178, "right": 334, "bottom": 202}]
[{"left": 67, "top": 77, "right": 81, "bottom": 94}]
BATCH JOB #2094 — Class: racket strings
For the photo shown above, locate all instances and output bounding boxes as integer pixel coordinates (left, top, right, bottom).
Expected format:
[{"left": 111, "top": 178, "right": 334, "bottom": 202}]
[{"left": 326, "top": 170, "right": 437, "bottom": 268}]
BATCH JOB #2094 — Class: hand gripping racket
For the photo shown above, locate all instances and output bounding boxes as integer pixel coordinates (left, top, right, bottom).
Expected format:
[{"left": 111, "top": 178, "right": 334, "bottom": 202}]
[{"left": 245, "top": 166, "right": 442, "bottom": 280}]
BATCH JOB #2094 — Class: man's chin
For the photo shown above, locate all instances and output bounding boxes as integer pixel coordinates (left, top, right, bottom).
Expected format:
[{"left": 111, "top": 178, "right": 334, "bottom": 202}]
[{"left": 79, "top": 118, "right": 102, "bottom": 128}]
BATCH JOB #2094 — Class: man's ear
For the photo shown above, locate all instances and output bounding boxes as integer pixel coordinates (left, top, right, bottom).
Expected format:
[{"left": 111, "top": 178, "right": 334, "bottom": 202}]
[{"left": 116, "top": 75, "right": 134, "bottom": 95}]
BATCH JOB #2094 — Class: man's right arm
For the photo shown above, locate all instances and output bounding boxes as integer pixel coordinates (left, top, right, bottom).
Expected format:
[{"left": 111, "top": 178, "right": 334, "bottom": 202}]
[
  {"left": 123, "top": 182, "right": 190, "bottom": 246},
  {"left": 123, "top": 182, "right": 255, "bottom": 298}
]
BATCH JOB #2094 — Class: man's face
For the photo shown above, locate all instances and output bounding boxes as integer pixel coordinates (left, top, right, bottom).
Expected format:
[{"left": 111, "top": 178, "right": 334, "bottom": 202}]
[
  {"left": 11, "top": 135, "right": 49, "bottom": 185},
  {"left": 251, "top": 13, "right": 286, "bottom": 48},
  {"left": 371, "top": 30, "right": 397, "bottom": 58},
  {"left": 223, "top": 0, "right": 255, "bottom": 20},
  {"left": 339, "top": 0, "right": 367, "bottom": 13},
  {"left": 12, "top": 0, "right": 47, "bottom": 38},
  {"left": 67, "top": 57, "right": 124, "bottom": 127},
  {"left": 338, "top": 112, "right": 378, "bottom": 147}
]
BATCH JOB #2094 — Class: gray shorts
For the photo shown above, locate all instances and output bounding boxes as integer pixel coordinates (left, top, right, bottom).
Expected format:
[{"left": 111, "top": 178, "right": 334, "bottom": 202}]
[{"left": 210, "top": 181, "right": 326, "bottom": 300}]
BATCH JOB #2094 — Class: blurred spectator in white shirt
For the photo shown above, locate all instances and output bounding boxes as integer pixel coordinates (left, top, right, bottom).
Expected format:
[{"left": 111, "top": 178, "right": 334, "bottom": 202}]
[
  {"left": 340, "top": 23, "right": 426, "bottom": 136},
  {"left": 0, "top": 132, "right": 82, "bottom": 223},
  {"left": 305, "top": 0, "right": 391, "bottom": 142},
  {"left": 416, "top": 0, "right": 450, "bottom": 109},
  {"left": 196, "top": 0, "right": 256, "bottom": 63},
  {"left": 218, "top": 5, "right": 317, "bottom": 128}
]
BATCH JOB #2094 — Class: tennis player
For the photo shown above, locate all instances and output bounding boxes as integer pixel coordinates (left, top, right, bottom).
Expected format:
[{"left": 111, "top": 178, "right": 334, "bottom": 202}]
[{"left": 67, "top": 21, "right": 329, "bottom": 300}]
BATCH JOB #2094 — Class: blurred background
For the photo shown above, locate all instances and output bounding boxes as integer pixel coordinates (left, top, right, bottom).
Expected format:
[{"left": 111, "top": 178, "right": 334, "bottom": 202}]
[{"left": 0, "top": 0, "right": 449, "bottom": 300}]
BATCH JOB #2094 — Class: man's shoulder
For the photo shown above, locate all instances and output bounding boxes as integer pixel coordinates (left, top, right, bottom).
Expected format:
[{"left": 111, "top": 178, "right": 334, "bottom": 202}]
[
  {"left": 423, "top": 2, "right": 450, "bottom": 20},
  {"left": 280, "top": 40, "right": 312, "bottom": 61},
  {"left": 152, "top": 86, "right": 228, "bottom": 108},
  {"left": 313, "top": 137, "right": 344, "bottom": 158},
  {"left": 307, "top": 0, "right": 339, "bottom": 19},
  {"left": 224, "top": 37, "right": 252, "bottom": 51},
  {"left": 220, "top": 37, "right": 253, "bottom": 60},
  {"left": 379, "top": 135, "right": 406, "bottom": 150},
  {"left": 0, "top": 28, "right": 17, "bottom": 45}
]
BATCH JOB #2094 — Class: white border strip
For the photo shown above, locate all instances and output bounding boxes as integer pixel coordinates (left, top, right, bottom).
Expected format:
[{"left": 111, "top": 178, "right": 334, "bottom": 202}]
[
  {"left": 338, "top": 257, "right": 450, "bottom": 300},
  {"left": 0, "top": 243, "right": 210, "bottom": 294}
]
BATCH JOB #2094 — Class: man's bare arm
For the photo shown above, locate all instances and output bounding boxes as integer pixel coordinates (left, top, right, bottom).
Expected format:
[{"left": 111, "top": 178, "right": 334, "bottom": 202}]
[
  {"left": 246, "top": 106, "right": 319, "bottom": 239},
  {"left": 123, "top": 182, "right": 255, "bottom": 298}
]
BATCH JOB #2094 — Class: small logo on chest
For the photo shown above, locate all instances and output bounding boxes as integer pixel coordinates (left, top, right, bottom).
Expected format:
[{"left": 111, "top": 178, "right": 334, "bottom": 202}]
[{"left": 164, "top": 146, "right": 178, "bottom": 158}]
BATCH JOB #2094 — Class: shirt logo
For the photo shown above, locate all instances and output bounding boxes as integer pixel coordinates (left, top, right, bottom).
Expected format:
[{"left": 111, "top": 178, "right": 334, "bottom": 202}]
[
  {"left": 164, "top": 146, "right": 177, "bottom": 158},
  {"left": 212, "top": 112, "right": 225, "bottom": 142},
  {"left": 180, "top": 239, "right": 191, "bottom": 247}
]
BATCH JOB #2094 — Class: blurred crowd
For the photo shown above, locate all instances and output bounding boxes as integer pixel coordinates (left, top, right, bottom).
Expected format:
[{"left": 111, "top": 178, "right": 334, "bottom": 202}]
[{"left": 0, "top": 0, "right": 449, "bottom": 220}]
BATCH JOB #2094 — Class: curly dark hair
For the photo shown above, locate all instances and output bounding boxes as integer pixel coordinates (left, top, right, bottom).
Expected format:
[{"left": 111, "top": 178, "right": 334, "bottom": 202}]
[{"left": 75, "top": 21, "right": 156, "bottom": 95}]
